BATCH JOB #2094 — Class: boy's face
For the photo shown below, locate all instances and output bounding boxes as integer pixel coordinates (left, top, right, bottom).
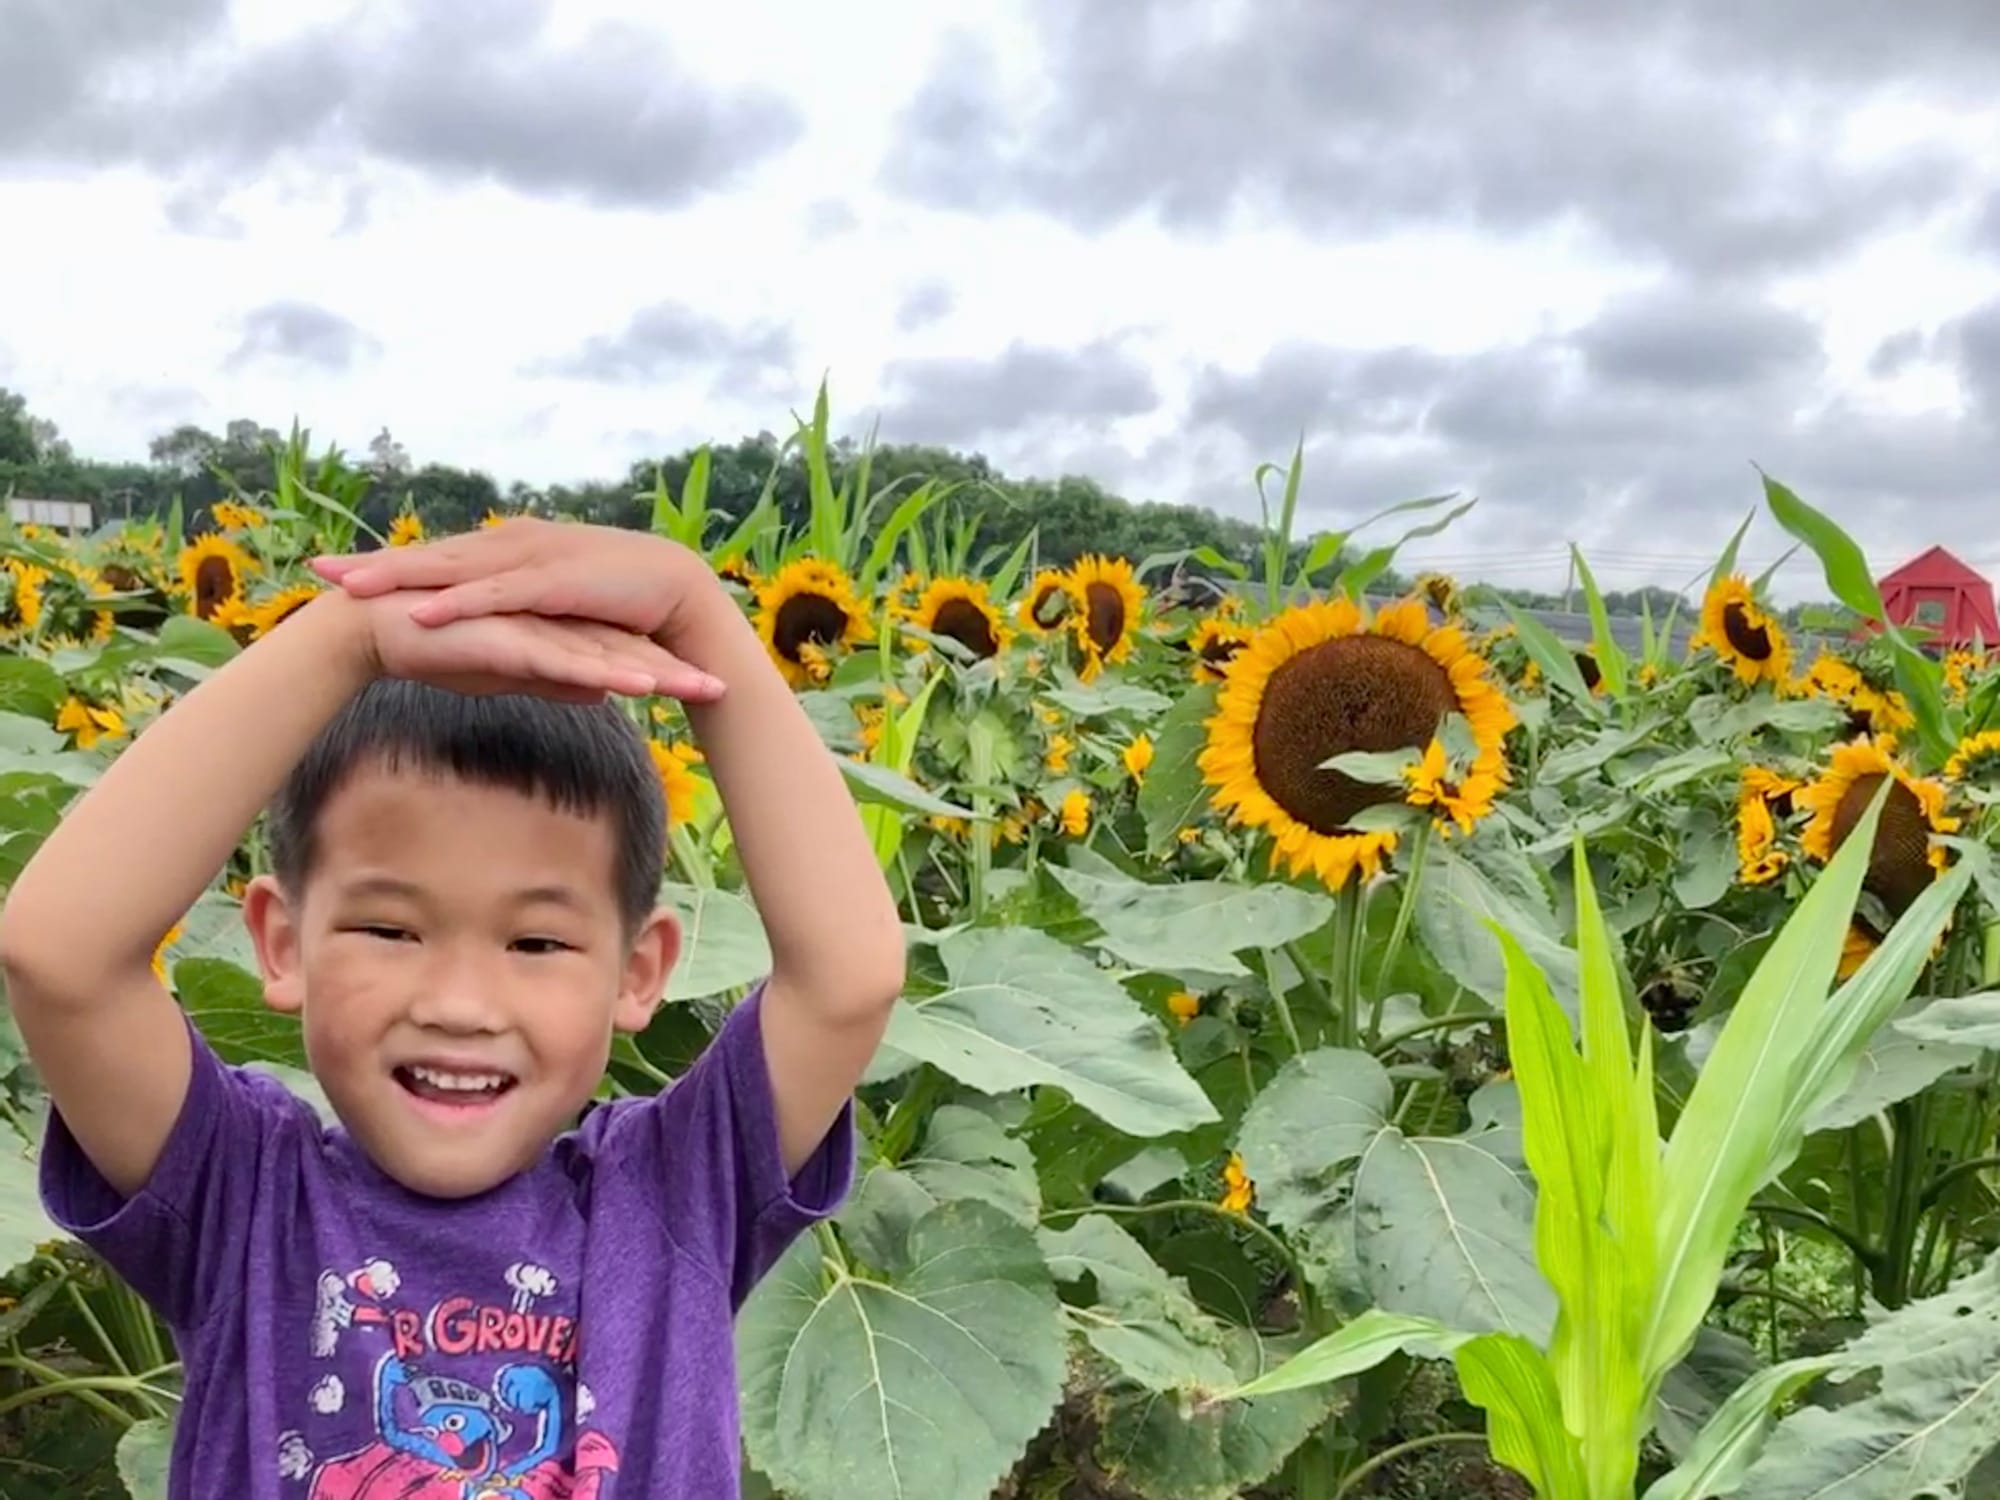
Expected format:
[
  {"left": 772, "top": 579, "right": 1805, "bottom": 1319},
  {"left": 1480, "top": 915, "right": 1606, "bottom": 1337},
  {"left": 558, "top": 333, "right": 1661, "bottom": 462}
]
[{"left": 243, "top": 764, "right": 677, "bottom": 1199}]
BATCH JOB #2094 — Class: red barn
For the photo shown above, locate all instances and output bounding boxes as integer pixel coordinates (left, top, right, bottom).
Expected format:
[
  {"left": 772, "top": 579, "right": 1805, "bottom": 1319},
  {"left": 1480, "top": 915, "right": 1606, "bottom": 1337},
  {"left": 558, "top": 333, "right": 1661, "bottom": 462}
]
[{"left": 1875, "top": 546, "right": 2000, "bottom": 650}]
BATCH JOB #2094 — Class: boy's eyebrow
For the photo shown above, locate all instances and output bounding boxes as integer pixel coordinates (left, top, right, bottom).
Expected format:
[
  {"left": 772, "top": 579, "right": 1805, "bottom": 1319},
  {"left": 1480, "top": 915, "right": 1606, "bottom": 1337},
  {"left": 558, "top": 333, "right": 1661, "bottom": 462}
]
[{"left": 337, "top": 875, "right": 589, "bottom": 910}]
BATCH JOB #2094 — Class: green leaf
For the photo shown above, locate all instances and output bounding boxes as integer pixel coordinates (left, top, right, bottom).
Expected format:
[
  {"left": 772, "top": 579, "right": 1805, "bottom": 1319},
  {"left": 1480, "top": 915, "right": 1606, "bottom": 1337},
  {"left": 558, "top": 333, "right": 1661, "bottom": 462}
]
[
  {"left": 1708, "top": 509, "right": 1754, "bottom": 597},
  {"left": 1892, "top": 989, "right": 2000, "bottom": 1049},
  {"left": 737, "top": 1200, "right": 1065, "bottom": 1500},
  {"left": 1319, "top": 747, "right": 1421, "bottom": 783},
  {"left": 838, "top": 757, "right": 976, "bottom": 819},
  {"left": 1642, "top": 1355, "right": 1843, "bottom": 1500},
  {"left": 1140, "top": 683, "right": 1218, "bottom": 857},
  {"left": 1688, "top": 694, "right": 1845, "bottom": 743},
  {"left": 658, "top": 883, "right": 772, "bottom": 1000},
  {"left": 1672, "top": 817, "right": 1737, "bottom": 912},
  {"left": 151, "top": 614, "right": 241, "bottom": 668},
  {"left": 1499, "top": 599, "right": 1596, "bottom": 705},
  {"left": 886, "top": 928, "right": 1217, "bottom": 1137},
  {"left": 1644, "top": 785, "right": 1885, "bottom": 1381},
  {"left": 1651, "top": 1325, "right": 1765, "bottom": 1461},
  {"left": 0, "top": 713, "right": 63, "bottom": 754},
  {"left": 0, "top": 658, "right": 65, "bottom": 719},
  {"left": 1234, "top": 1047, "right": 1391, "bottom": 1285},
  {"left": 1039, "top": 1214, "right": 1236, "bottom": 1391},
  {"left": 116, "top": 1416, "right": 176, "bottom": 1500},
  {"left": 1454, "top": 1332, "right": 1588, "bottom": 1498},
  {"left": 1803, "top": 1019, "right": 1978, "bottom": 1134},
  {"left": 1351, "top": 1130, "right": 1556, "bottom": 1341},
  {"left": 1224, "top": 1307, "right": 1469, "bottom": 1399},
  {"left": 1760, "top": 474, "right": 1883, "bottom": 619},
  {"left": 1042, "top": 680, "right": 1173, "bottom": 718},
  {"left": 903, "top": 1104, "right": 1042, "bottom": 1225},
  {"left": 175, "top": 957, "right": 306, "bottom": 1069},
  {"left": 1736, "top": 1249, "right": 2000, "bottom": 1498},
  {"left": 1417, "top": 836, "right": 1579, "bottom": 1019},
  {"left": 1047, "top": 866, "right": 1334, "bottom": 980},
  {"left": 1571, "top": 546, "right": 1629, "bottom": 699},
  {"left": 0, "top": 1126, "right": 60, "bottom": 1272}
]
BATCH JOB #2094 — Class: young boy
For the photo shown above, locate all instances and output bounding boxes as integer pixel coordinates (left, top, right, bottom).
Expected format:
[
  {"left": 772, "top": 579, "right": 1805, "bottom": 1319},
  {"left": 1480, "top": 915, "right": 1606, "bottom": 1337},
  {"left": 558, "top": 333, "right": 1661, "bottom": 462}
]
[{"left": 0, "top": 521, "right": 906, "bottom": 1499}]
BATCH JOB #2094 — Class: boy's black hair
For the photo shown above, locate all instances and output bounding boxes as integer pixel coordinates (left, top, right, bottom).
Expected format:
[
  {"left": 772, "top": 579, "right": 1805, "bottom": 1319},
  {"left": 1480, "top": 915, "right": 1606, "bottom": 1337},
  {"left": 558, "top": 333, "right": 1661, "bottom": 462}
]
[{"left": 268, "top": 679, "right": 666, "bottom": 932}]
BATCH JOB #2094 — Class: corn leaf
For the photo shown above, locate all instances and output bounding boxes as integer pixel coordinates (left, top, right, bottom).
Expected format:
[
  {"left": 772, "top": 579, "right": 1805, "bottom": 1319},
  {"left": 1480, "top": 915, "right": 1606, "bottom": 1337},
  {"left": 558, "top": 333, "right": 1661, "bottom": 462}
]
[
  {"left": 1221, "top": 1308, "right": 1468, "bottom": 1400},
  {"left": 1454, "top": 1332, "right": 1587, "bottom": 1499},
  {"left": 1499, "top": 599, "right": 1597, "bottom": 707},
  {"left": 1708, "top": 509, "right": 1754, "bottom": 596},
  {"left": 1640, "top": 1356, "right": 1846, "bottom": 1500},
  {"left": 1643, "top": 786, "right": 1884, "bottom": 1381},
  {"left": 1570, "top": 546, "right": 1629, "bottom": 699}
]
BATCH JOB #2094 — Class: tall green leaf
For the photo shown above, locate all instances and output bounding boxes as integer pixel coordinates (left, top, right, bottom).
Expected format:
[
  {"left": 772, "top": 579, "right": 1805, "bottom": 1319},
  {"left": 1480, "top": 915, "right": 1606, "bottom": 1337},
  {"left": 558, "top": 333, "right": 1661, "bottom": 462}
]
[
  {"left": 1570, "top": 546, "right": 1629, "bottom": 699},
  {"left": 1454, "top": 1332, "right": 1587, "bottom": 1498}
]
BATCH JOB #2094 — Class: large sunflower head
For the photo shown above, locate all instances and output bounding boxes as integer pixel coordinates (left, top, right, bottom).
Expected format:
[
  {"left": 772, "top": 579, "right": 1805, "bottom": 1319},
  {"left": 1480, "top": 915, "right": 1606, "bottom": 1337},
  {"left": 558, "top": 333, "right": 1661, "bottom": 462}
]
[
  {"left": 1695, "top": 575, "right": 1793, "bottom": 687},
  {"left": 1198, "top": 596, "right": 1515, "bottom": 890},
  {"left": 753, "top": 558, "right": 873, "bottom": 687},
  {"left": 1797, "top": 652, "right": 1912, "bottom": 738},
  {"left": 176, "top": 534, "right": 256, "bottom": 621},
  {"left": 1189, "top": 614, "right": 1253, "bottom": 683},
  {"left": 1018, "top": 569, "right": 1076, "bottom": 635},
  {"left": 1068, "top": 554, "right": 1146, "bottom": 682},
  {"left": 1799, "top": 739, "right": 1959, "bottom": 916},
  {"left": 907, "top": 576, "right": 1012, "bottom": 662}
]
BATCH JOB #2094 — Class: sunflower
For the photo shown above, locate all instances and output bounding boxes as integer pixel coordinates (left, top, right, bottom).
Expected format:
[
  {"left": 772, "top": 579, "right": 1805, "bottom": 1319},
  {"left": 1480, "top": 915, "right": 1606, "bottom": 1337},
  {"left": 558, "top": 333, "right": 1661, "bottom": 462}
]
[
  {"left": 648, "top": 739, "right": 705, "bottom": 828},
  {"left": 1068, "top": 555, "right": 1146, "bottom": 681},
  {"left": 714, "top": 553, "right": 758, "bottom": 589},
  {"left": 1415, "top": 572, "right": 1460, "bottom": 615},
  {"left": 1736, "top": 789, "right": 1786, "bottom": 885},
  {"left": 1123, "top": 734, "right": 1154, "bottom": 785},
  {"left": 481, "top": 509, "right": 508, "bottom": 530},
  {"left": 1799, "top": 739, "right": 1958, "bottom": 917},
  {"left": 210, "top": 597, "right": 258, "bottom": 646},
  {"left": 1189, "top": 615, "right": 1253, "bottom": 683},
  {"left": 1839, "top": 923, "right": 1880, "bottom": 981},
  {"left": 1167, "top": 990, "right": 1201, "bottom": 1027},
  {"left": 1045, "top": 732, "right": 1075, "bottom": 775},
  {"left": 753, "top": 559, "right": 872, "bottom": 688},
  {"left": 1798, "top": 652, "right": 1913, "bottom": 738},
  {"left": 1059, "top": 789, "right": 1092, "bottom": 837},
  {"left": 49, "top": 559, "right": 116, "bottom": 643},
  {"left": 1402, "top": 736, "right": 1503, "bottom": 836},
  {"left": 1742, "top": 765, "right": 1803, "bottom": 819},
  {"left": 150, "top": 923, "right": 184, "bottom": 987},
  {"left": 210, "top": 500, "right": 265, "bottom": 531},
  {"left": 176, "top": 534, "right": 255, "bottom": 621},
  {"left": 1018, "top": 569, "right": 1075, "bottom": 635},
  {"left": 906, "top": 576, "right": 1012, "bottom": 662},
  {"left": 1944, "top": 650, "right": 1983, "bottom": 701},
  {"left": 56, "top": 695, "right": 126, "bottom": 750},
  {"left": 98, "top": 562, "right": 169, "bottom": 630},
  {"left": 1219, "top": 1153, "right": 1255, "bottom": 1215},
  {"left": 1947, "top": 730, "right": 2000, "bottom": 785},
  {"left": 1199, "top": 596, "right": 1514, "bottom": 890},
  {"left": 0, "top": 558, "right": 49, "bottom": 638},
  {"left": 1693, "top": 575, "right": 1793, "bottom": 688},
  {"left": 250, "top": 584, "right": 322, "bottom": 639},
  {"left": 1575, "top": 651, "right": 1605, "bottom": 694},
  {"left": 388, "top": 513, "right": 426, "bottom": 548}
]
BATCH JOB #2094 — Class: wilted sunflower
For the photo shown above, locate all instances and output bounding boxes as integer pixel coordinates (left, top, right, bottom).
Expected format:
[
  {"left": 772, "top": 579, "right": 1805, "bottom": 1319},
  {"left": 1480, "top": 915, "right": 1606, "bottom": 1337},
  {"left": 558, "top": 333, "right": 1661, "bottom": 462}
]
[
  {"left": 1018, "top": 569, "right": 1075, "bottom": 635},
  {"left": 1415, "top": 572, "right": 1460, "bottom": 615},
  {"left": 0, "top": 558, "right": 49, "bottom": 638},
  {"left": 906, "top": 576, "right": 1012, "bottom": 662},
  {"left": 1693, "top": 575, "right": 1792, "bottom": 687},
  {"left": 97, "top": 562, "right": 169, "bottom": 630},
  {"left": 388, "top": 513, "right": 426, "bottom": 547},
  {"left": 176, "top": 534, "right": 255, "bottom": 621},
  {"left": 1067, "top": 554, "right": 1146, "bottom": 681},
  {"left": 251, "top": 584, "right": 322, "bottom": 639},
  {"left": 1736, "top": 789, "right": 1786, "bottom": 885},
  {"left": 1947, "top": 729, "right": 2000, "bottom": 785},
  {"left": 648, "top": 739, "right": 705, "bottom": 828},
  {"left": 753, "top": 559, "right": 872, "bottom": 688},
  {"left": 1799, "top": 739, "right": 1958, "bottom": 917},
  {"left": 1189, "top": 615, "right": 1253, "bottom": 683},
  {"left": 1199, "top": 596, "right": 1514, "bottom": 890}
]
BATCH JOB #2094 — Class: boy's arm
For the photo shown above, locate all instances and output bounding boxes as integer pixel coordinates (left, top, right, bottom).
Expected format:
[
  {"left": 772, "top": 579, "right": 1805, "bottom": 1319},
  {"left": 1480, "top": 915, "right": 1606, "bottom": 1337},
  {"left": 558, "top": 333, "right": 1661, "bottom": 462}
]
[
  {"left": 0, "top": 595, "right": 379, "bottom": 1197},
  {"left": 669, "top": 582, "right": 907, "bottom": 1177}
]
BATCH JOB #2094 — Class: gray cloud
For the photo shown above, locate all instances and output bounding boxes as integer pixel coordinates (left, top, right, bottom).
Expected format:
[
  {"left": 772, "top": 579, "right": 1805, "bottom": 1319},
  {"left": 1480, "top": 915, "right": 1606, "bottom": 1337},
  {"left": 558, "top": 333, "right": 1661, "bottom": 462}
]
[
  {"left": 1, "top": 0, "right": 800, "bottom": 210},
  {"left": 1869, "top": 329, "right": 1928, "bottom": 380},
  {"left": 533, "top": 303, "right": 797, "bottom": 395},
  {"left": 894, "top": 279, "right": 955, "bottom": 331},
  {"left": 1180, "top": 285, "right": 2000, "bottom": 568},
  {"left": 229, "top": 302, "right": 378, "bottom": 371},
  {"left": 884, "top": 3, "right": 1981, "bottom": 279},
  {"left": 875, "top": 337, "right": 1161, "bottom": 444}
]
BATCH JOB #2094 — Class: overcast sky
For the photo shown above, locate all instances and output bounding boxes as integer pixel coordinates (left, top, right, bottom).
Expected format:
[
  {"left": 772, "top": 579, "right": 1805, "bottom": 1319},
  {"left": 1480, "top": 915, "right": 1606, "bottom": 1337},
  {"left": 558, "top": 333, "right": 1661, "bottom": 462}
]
[{"left": 6, "top": 0, "right": 2000, "bottom": 598}]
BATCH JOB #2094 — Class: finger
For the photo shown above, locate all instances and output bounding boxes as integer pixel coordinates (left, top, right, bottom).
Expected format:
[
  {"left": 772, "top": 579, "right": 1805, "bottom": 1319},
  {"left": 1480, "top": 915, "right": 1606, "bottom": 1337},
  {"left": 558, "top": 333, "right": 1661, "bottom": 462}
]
[
  {"left": 328, "top": 534, "right": 523, "bottom": 597},
  {"left": 406, "top": 570, "right": 556, "bottom": 626},
  {"left": 566, "top": 623, "right": 726, "bottom": 702}
]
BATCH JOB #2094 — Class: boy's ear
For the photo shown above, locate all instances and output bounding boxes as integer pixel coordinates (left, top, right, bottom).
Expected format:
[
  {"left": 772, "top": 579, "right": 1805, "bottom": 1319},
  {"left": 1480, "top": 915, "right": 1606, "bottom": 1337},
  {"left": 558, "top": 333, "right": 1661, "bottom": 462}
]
[
  {"left": 242, "top": 874, "right": 307, "bottom": 1016},
  {"left": 613, "top": 906, "right": 682, "bottom": 1034}
]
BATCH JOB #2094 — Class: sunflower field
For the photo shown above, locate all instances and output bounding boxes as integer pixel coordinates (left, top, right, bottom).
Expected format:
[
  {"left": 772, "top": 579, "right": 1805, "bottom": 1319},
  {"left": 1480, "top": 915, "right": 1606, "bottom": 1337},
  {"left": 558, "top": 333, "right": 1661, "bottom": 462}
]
[{"left": 7, "top": 399, "right": 2000, "bottom": 1500}]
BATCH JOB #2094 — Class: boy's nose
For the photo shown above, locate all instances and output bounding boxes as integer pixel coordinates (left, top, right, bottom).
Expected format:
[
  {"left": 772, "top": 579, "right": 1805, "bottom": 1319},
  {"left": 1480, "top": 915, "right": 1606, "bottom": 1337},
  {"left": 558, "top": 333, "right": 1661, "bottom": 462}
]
[{"left": 404, "top": 951, "right": 507, "bottom": 1033}]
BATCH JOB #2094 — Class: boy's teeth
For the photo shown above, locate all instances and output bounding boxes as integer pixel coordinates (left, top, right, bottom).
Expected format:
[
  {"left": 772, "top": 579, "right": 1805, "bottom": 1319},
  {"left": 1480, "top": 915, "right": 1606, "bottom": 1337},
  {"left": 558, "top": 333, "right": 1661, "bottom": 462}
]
[{"left": 409, "top": 1065, "right": 508, "bottom": 1093}]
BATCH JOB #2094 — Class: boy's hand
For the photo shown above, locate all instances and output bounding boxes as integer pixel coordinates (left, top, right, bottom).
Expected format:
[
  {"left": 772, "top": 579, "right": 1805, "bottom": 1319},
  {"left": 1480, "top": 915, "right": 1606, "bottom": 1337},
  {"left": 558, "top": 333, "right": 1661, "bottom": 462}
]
[
  {"left": 314, "top": 521, "right": 727, "bottom": 651},
  {"left": 358, "top": 589, "right": 719, "bottom": 704}
]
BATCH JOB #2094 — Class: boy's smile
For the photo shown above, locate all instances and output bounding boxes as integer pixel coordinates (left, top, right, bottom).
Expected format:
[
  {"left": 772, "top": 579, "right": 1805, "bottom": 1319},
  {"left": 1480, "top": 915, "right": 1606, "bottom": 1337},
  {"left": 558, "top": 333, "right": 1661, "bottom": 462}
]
[{"left": 243, "top": 762, "right": 676, "bottom": 1199}]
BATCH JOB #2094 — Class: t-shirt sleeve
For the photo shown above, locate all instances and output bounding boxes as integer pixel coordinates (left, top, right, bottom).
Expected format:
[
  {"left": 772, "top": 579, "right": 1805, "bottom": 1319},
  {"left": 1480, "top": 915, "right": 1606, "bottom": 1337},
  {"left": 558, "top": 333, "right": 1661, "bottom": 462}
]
[
  {"left": 589, "top": 983, "right": 855, "bottom": 1308},
  {"left": 39, "top": 1012, "right": 305, "bottom": 1330}
]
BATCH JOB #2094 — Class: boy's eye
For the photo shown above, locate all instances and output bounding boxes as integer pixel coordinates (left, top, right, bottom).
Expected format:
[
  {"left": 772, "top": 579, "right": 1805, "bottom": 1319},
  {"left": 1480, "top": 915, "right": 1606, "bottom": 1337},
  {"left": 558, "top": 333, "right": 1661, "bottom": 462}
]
[
  {"left": 510, "top": 936, "right": 574, "bottom": 955},
  {"left": 349, "top": 924, "right": 416, "bottom": 942}
]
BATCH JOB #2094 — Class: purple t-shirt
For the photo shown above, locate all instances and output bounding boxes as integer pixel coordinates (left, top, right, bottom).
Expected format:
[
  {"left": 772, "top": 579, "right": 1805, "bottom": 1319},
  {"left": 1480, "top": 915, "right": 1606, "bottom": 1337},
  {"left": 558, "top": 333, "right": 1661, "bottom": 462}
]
[{"left": 40, "top": 986, "right": 853, "bottom": 1500}]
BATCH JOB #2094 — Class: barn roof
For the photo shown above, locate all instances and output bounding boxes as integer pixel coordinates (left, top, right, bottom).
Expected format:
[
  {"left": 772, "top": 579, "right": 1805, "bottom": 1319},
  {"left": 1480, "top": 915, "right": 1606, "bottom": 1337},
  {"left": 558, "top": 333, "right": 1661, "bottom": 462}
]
[{"left": 1880, "top": 545, "right": 1990, "bottom": 587}]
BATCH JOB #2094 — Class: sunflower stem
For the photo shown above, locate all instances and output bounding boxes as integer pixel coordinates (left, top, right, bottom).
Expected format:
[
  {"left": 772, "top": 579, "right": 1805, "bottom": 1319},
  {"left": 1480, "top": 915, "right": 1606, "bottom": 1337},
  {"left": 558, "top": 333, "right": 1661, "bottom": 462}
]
[
  {"left": 1370, "top": 820, "right": 1433, "bottom": 1030},
  {"left": 1329, "top": 881, "right": 1366, "bottom": 1047}
]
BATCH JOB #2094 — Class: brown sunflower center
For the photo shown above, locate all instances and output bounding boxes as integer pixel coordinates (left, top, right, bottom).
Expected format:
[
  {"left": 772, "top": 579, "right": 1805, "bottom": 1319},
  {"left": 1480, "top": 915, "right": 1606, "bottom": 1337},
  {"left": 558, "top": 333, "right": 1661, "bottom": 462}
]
[
  {"left": 1828, "top": 772, "right": 1936, "bottom": 915},
  {"left": 193, "top": 556, "right": 238, "bottom": 619},
  {"left": 1084, "top": 581, "right": 1127, "bottom": 653},
  {"left": 932, "top": 597, "right": 999, "bottom": 658},
  {"left": 1721, "top": 602, "right": 1773, "bottom": 661},
  {"left": 773, "top": 591, "right": 849, "bottom": 663},
  {"left": 269, "top": 596, "right": 313, "bottom": 630},
  {"left": 1576, "top": 652, "right": 1602, "bottom": 690},
  {"left": 1200, "top": 633, "right": 1245, "bottom": 667},
  {"left": 1250, "top": 635, "right": 1458, "bottom": 835},
  {"left": 1031, "top": 584, "right": 1070, "bottom": 628}
]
